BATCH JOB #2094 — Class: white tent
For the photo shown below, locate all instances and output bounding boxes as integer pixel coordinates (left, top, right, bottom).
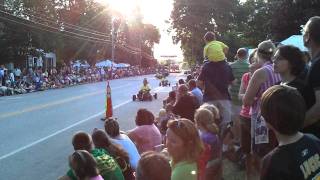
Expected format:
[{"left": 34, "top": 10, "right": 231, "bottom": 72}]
[
  {"left": 95, "top": 60, "right": 114, "bottom": 67},
  {"left": 280, "top": 35, "right": 308, "bottom": 52},
  {"left": 72, "top": 60, "right": 90, "bottom": 68},
  {"left": 114, "top": 63, "right": 130, "bottom": 68}
]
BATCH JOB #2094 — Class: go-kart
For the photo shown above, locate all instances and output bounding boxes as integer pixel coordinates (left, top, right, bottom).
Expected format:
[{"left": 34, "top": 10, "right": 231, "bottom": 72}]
[
  {"left": 159, "top": 79, "right": 170, "bottom": 87},
  {"left": 155, "top": 72, "right": 169, "bottom": 79},
  {"left": 133, "top": 90, "right": 157, "bottom": 101},
  {"left": 155, "top": 73, "right": 163, "bottom": 79}
]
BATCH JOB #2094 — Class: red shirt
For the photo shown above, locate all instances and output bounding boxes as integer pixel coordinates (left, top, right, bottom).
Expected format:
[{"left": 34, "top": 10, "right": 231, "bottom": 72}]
[{"left": 240, "top": 73, "right": 251, "bottom": 118}]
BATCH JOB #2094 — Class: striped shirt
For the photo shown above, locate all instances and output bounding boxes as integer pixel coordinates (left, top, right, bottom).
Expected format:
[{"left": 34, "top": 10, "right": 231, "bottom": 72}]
[
  {"left": 252, "top": 62, "right": 281, "bottom": 115},
  {"left": 230, "top": 60, "right": 249, "bottom": 105}
]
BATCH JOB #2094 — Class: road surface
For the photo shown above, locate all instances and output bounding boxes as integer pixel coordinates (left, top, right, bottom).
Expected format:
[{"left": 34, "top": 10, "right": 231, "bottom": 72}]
[{"left": 0, "top": 73, "right": 183, "bottom": 180}]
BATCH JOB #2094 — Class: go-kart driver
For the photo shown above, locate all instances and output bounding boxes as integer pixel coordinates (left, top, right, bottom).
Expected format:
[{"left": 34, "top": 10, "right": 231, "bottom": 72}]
[
  {"left": 140, "top": 78, "right": 151, "bottom": 93},
  {"left": 134, "top": 78, "right": 157, "bottom": 101},
  {"left": 160, "top": 75, "right": 167, "bottom": 83}
]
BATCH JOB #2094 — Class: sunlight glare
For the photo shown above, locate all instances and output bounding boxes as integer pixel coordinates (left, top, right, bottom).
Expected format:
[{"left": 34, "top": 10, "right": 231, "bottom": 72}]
[
  {"left": 96, "top": 0, "right": 183, "bottom": 61},
  {"left": 97, "top": 0, "right": 137, "bottom": 17},
  {"left": 96, "top": 0, "right": 171, "bottom": 25}
]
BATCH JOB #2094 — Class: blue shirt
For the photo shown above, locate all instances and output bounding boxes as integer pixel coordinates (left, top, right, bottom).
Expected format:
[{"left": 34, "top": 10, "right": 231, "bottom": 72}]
[
  {"left": 112, "top": 134, "right": 141, "bottom": 170},
  {"left": 191, "top": 87, "right": 203, "bottom": 105},
  {"left": 0, "top": 68, "right": 4, "bottom": 77}
]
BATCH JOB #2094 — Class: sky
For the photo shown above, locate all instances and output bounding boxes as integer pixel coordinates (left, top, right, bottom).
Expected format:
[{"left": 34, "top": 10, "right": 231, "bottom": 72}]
[{"left": 97, "top": 0, "right": 183, "bottom": 62}]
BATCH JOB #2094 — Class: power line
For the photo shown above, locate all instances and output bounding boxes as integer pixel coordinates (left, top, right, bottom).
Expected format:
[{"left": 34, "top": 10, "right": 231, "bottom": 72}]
[
  {"left": 0, "top": 15, "right": 107, "bottom": 44},
  {"left": 0, "top": 9, "right": 112, "bottom": 43},
  {"left": 0, "top": 4, "right": 111, "bottom": 39},
  {"left": 0, "top": 8, "right": 154, "bottom": 59},
  {"left": 0, "top": 13, "right": 152, "bottom": 57}
]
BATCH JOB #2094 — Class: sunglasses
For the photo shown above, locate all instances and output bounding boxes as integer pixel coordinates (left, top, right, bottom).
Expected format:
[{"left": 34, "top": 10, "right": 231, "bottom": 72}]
[{"left": 171, "top": 119, "right": 185, "bottom": 129}]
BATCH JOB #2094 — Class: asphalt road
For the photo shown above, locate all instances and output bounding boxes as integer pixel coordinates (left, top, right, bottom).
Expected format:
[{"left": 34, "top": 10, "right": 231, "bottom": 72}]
[{"left": 0, "top": 73, "right": 183, "bottom": 180}]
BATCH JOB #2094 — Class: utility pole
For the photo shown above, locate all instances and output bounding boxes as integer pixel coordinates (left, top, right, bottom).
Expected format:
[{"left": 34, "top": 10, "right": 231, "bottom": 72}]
[
  {"left": 111, "top": 19, "right": 115, "bottom": 64},
  {"left": 139, "top": 29, "right": 142, "bottom": 67},
  {"left": 111, "top": 18, "right": 121, "bottom": 65}
]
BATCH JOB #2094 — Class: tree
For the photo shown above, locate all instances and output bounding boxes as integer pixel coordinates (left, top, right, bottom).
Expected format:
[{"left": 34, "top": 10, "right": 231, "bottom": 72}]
[
  {"left": 0, "top": 0, "right": 160, "bottom": 67},
  {"left": 171, "top": 0, "right": 239, "bottom": 64},
  {"left": 269, "top": 0, "right": 320, "bottom": 42},
  {"left": 170, "top": 0, "right": 320, "bottom": 64}
]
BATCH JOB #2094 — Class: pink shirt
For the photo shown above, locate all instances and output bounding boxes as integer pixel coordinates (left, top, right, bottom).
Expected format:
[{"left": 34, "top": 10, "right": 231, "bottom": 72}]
[
  {"left": 240, "top": 72, "right": 251, "bottom": 118},
  {"left": 128, "top": 124, "right": 162, "bottom": 154}
]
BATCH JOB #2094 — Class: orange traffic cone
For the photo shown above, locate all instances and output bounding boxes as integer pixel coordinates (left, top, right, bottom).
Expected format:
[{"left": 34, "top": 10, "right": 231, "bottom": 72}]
[{"left": 101, "top": 81, "right": 113, "bottom": 121}]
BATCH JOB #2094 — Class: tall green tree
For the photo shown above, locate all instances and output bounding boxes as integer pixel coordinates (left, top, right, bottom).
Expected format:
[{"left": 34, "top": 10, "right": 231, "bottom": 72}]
[
  {"left": 0, "top": 0, "right": 160, "bottom": 67},
  {"left": 171, "top": 0, "right": 239, "bottom": 64},
  {"left": 269, "top": 0, "right": 320, "bottom": 41}
]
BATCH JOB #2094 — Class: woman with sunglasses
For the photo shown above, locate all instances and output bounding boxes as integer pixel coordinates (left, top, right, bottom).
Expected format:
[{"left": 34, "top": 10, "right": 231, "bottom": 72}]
[
  {"left": 166, "top": 118, "right": 204, "bottom": 180},
  {"left": 243, "top": 40, "right": 281, "bottom": 178}
]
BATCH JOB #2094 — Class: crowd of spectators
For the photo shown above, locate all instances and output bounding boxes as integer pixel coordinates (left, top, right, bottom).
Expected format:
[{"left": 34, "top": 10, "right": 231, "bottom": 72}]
[
  {"left": 0, "top": 64, "right": 156, "bottom": 96},
  {"left": 56, "top": 16, "right": 319, "bottom": 180}
]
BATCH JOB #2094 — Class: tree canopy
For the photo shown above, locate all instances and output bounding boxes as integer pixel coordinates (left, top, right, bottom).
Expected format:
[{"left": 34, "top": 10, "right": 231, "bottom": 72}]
[
  {"left": 0, "top": 0, "right": 160, "bottom": 67},
  {"left": 170, "top": 0, "right": 320, "bottom": 65}
]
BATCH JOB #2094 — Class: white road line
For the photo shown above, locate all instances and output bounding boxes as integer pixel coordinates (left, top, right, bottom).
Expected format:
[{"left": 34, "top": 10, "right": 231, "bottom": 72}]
[
  {"left": 0, "top": 83, "right": 133, "bottom": 119},
  {"left": 0, "top": 99, "right": 132, "bottom": 161},
  {"left": 1, "top": 97, "right": 22, "bottom": 100}
]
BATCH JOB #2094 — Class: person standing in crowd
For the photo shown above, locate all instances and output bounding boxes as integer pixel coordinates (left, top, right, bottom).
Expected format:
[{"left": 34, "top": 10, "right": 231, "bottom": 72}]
[
  {"left": 243, "top": 40, "right": 281, "bottom": 177},
  {"left": 0, "top": 65, "right": 5, "bottom": 86},
  {"left": 273, "top": 45, "right": 313, "bottom": 108},
  {"left": 238, "top": 49, "right": 259, "bottom": 179},
  {"left": 172, "top": 84, "right": 200, "bottom": 121},
  {"left": 302, "top": 16, "right": 320, "bottom": 138},
  {"left": 203, "top": 31, "right": 229, "bottom": 62},
  {"left": 69, "top": 150, "right": 104, "bottom": 180},
  {"left": 198, "top": 39, "right": 234, "bottom": 133},
  {"left": 229, "top": 48, "right": 250, "bottom": 143},
  {"left": 260, "top": 85, "right": 320, "bottom": 180},
  {"left": 127, "top": 109, "right": 162, "bottom": 154},
  {"left": 104, "top": 119, "right": 140, "bottom": 171},
  {"left": 14, "top": 67, "right": 21, "bottom": 81},
  {"left": 136, "top": 151, "right": 171, "bottom": 180},
  {"left": 188, "top": 79, "right": 203, "bottom": 105},
  {"left": 166, "top": 119, "right": 203, "bottom": 180},
  {"left": 9, "top": 70, "right": 15, "bottom": 87}
]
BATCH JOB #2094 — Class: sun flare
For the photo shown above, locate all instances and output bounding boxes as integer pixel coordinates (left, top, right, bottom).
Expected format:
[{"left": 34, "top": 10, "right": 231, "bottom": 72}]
[
  {"left": 99, "top": 0, "right": 137, "bottom": 17},
  {"left": 96, "top": 0, "right": 183, "bottom": 60},
  {"left": 96, "top": 0, "right": 172, "bottom": 25}
]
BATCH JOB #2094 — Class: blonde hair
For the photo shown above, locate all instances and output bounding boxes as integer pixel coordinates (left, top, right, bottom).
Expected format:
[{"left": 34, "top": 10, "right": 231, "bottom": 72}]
[
  {"left": 158, "top": 109, "right": 166, "bottom": 118},
  {"left": 200, "top": 103, "right": 220, "bottom": 122},
  {"left": 195, "top": 108, "right": 219, "bottom": 134},
  {"left": 167, "top": 119, "right": 204, "bottom": 162}
]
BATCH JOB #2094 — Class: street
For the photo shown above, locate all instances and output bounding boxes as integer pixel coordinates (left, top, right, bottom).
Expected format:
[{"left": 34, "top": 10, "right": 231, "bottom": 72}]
[{"left": 0, "top": 73, "right": 182, "bottom": 180}]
